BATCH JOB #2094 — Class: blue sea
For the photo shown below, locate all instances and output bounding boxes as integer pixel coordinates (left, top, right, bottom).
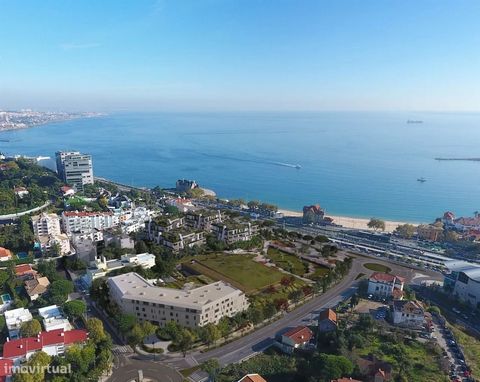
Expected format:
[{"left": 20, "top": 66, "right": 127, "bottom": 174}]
[{"left": 1, "top": 111, "right": 479, "bottom": 222}]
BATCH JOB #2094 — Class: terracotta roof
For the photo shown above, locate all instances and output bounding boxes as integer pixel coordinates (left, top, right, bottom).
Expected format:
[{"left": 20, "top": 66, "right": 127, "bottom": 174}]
[
  {"left": 331, "top": 378, "right": 362, "bottom": 382},
  {"left": 2, "top": 329, "right": 88, "bottom": 359},
  {"left": 369, "top": 272, "right": 405, "bottom": 283},
  {"left": 319, "top": 308, "right": 337, "bottom": 323},
  {"left": 283, "top": 326, "right": 314, "bottom": 344},
  {"left": 303, "top": 205, "right": 324, "bottom": 214},
  {"left": 238, "top": 374, "right": 267, "bottom": 382},
  {"left": 14, "top": 264, "right": 36, "bottom": 276},
  {"left": 61, "top": 186, "right": 73, "bottom": 192},
  {"left": 0, "top": 247, "right": 12, "bottom": 258}
]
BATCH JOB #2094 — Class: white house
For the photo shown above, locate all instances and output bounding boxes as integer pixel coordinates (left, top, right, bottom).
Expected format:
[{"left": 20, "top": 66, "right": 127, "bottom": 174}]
[
  {"left": 5, "top": 308, "right": 33, "bottom": 339},
  {"left": 367, "top": 272, "right": 405, "bottom": 300},
  {"left": 392, "top": 300, "right": 425, "bottom": 328},
  {"left": 38, "top": 305, "right": 71, "bottom": 332},
  {"left": 276, "top": 326, "right": 314, "bottom": 354},
  {"left": 120, "top": 253, "right": 156, "bottom": 268}
]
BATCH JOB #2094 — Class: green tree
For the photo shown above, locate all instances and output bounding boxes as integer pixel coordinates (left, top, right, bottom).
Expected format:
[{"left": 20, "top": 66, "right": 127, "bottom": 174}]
[
  {"left": 394, "top": 224, "right": 416, "bottom": 239},
  {"left": 20, "top": 318, "right": 42, "bottom": 337},
  {"left": 200, "top": 323, "right": 221, "bottom": 347},
  {"left": 117, "top": 313, "right": 136, "bottom": 334},
  {"left": 86, "top": 318, "right": 107, "bottom": 344},
  {"left": 367, "top": 218, "right": 386, "bottom": 231},
  {"left": 176, "top": 328, "right": 196, "bottom": 357},
  {"left": 63, "top": 300, "right": 86, "bottom": 320},
  {"left": 201, "top": 358, "right": 220, "bottom": 382},
  {"left": 49, "top": 279, "right": 74, "bottom": 305}
]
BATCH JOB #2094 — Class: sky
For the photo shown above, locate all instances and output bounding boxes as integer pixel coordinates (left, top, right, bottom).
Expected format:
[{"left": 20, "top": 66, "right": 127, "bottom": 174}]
[{"left": 0, "top": 0, "right": 479, "bottom": 112}]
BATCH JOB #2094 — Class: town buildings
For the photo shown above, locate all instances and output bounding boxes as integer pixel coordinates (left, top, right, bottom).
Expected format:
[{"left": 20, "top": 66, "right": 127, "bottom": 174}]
[
  {"left": 444, "top": 260, "right": 480, "bottom": 308},
  {"left": 24, "top": 276, "right": 50, "bottom": 301},
  {"left": 55, "top": 151, "right": 93, "bottom": 191},
  {"left": 108, "top": 272, "right": 248, "bottom": 328},
  {"left": 32, "top": 213, "right": 61, "bottom": 237},
  {"left": 367, "top": 272, "right": 405, "bottom": 300},
  {"left": 416, "top": 224, "right": 444, "bottom": 242},
  {"left": 211, "top": 220, "right": 259, "bottom": 245},
  {"left": 176, "top": 179, "right": 198, "bottom": 193},
  {"left": 185, "top": 209, "right": 223, "bottom": 230},
  {"left": 14, "top": 264, "right": 37, "bottom": 280},
  {"left": 392, "top": 300, "right": 425, "bottom": 328},
  {"left": 303, "top": 205, "right": 325, "bottom": 224}
]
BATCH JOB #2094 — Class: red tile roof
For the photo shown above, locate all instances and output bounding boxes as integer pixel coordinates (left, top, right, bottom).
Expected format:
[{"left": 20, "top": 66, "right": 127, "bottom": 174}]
[
  {"left": 319, "top": 308, "right": 337, "bottom": 323},
  {"left": 0, "top": 247, "right": 12, "bottom": 259},
  {"left": 283, "top": 326, "right": 314, "bottom": 344},
  {"left": 369, "top": 272, "right": 405, "bottom": 283},
  {"left": 2, "top": 329, "right": 88, "bottom": 359},
  {"left": 14, "top": 264, "right": 36, "bottom": 276},
  {"left": 238, "top": 374, "right": 267, "bottom": 382}
]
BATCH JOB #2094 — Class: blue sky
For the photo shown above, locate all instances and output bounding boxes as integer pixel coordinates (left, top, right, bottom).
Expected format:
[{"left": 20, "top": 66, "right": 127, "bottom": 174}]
[{"left": 1, "top": 0, "right": 479, "bottom": 111}]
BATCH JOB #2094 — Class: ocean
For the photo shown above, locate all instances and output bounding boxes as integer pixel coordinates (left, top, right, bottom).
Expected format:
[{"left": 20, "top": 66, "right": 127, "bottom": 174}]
[{"left": 1, "top": 111, "right": 479, "bottom": 223}]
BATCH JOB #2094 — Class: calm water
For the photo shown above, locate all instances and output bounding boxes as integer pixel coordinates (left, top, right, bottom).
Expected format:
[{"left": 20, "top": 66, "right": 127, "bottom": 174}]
[{"left": 1, "top": 111, "right": 479, "bottom": 222}]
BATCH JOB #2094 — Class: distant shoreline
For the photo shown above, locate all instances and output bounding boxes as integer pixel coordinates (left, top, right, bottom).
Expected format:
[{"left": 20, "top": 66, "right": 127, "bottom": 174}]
[{"left": 277, "top": 208, "right": 422, "bottom": 233}]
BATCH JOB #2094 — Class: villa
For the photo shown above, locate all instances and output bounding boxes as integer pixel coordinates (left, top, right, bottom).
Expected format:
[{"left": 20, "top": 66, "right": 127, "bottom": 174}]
[
  {"left": 276, "top": 326, "right": 314, "bottom": 354},
  {"left": 5, "top": 308, "right": 33, "bottom": 339},
  {"left": 367, "top": 272, "right": 405, "bottom": 300},
  {"left": 14, "top": 264, "right": 37, "bottom": 280},
  {"left": 38, "top": 305, "right": 71, "bottom": 332},
  {"left": 24, "top": 276, "right": 50, "bottom": 301},
  {"left": 392, "top": 300, "right": 425, "bottom": 328}
]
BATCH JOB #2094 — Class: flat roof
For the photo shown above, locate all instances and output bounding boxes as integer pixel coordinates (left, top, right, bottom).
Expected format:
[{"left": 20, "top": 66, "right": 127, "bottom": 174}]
[{"left": 108, "top": 272, "right": 243, "bottom": 310}]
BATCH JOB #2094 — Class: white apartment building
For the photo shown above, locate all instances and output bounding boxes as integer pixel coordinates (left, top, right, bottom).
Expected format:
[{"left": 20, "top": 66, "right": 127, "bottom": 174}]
[
  {"left": 392, "top": 300, "right": 425, "bottom": 328},
  {"left": 38, "top": 233, "right": 71, "bottom": 256},
  {"left": 61, "top": 211, "right": 119, "bottom": 234},
  {"left": 367, "top": 272, "right": 405, "bottom": 300},
  {"left": 56, "top": 151, "right": 93, "bottom": 191},
  {"left": 211, "top": 221, "right": 259, "bottom": 244},
  {"left": 31, "top": 213, "right": 61, "bottom": 237},
  {"left": 108, "top": 272, "right": 249, "bottom": 328}
]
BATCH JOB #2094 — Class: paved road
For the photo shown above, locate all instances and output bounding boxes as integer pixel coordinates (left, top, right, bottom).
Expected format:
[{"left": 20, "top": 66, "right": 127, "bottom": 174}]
[{"left": 108, "top": 354, "right": 183, "bottom": 382}]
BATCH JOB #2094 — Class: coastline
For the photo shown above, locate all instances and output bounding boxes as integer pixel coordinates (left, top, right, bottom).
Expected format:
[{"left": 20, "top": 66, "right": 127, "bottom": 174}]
[{"left": 277, "top": 208, "right": 422, "bottom": 233}]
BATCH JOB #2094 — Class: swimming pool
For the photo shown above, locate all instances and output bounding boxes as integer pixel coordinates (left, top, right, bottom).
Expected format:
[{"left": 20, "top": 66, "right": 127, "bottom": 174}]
[
  {"left": 16, "top": 252, "right": 28, "bottom": 260},
  {"left": 1, "top": 294, "right": 12, "bottom": 303}
]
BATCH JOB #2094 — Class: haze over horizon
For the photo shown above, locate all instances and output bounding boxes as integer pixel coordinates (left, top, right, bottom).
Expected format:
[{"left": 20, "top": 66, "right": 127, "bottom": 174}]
[{"left": 1, "top": 0, "right": 480, "bottom": 112}]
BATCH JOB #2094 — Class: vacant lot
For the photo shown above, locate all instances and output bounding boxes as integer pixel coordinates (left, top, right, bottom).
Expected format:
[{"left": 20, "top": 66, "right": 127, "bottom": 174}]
[
  {"left": 267, "top": 247, "right": 307, "bottom": 276},
  {"left": 185, "top": 254, "right": 285, "bottom": 294},
  {"left": 363, "top": 262, "right": 392, "bottom": 273}
]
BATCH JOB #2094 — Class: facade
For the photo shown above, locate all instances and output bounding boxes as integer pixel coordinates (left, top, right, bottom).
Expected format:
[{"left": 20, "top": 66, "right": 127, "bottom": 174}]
[
  {"left": 211, "top": 221, "right": 259, "bottom": 244},
  {"left": 444, "top": 260, "right": 480, "bottom": 308},
  {"left": 318, "top": 308, "right": 337, "bottom": 332},
  {"left": 38, "top": 305, "right": 72, "bottom": 332},
  {"left": 392, "top": 300, "right": 425, "bottom": 328},
  {"left": 31, "top": 213, "right": 61, "bottom": 237},
  {"left": 55, "top": 151, "right": 93, "bottom": 191},
  {"left": 24, "top": 277, "right": 50, "bottom": 301},
  {"left": 61, "top": 211, "right": 118, "bottom": 234},
  {"left": 120, "top": 253, "right": 156, "bottom": 268},
  {"left": 37, "top": 233, "right": 71, "bottom": 256},
  {"left": 276, "top": 326, "right": 314, "bottom": 354},
  {"left": 185, "top": 209, "right": 223, "bottom": 230},
  {"left": 2, "top": 329, "right": 87, "bottom": 365},
  {"left": 0, "top": 247, "right": 12, "bottom": 262},
  {"left": 5, "top": 308, "right": 33, "bottom": 339},
  {"left": 108, "top": 272, "right": 249, "bottom": 328},
  {"left": 367, "top": 273, "right": 405, "bottom": 300},
  {"left": 146, "top": 216, "right": 185, "bottom": 242}
]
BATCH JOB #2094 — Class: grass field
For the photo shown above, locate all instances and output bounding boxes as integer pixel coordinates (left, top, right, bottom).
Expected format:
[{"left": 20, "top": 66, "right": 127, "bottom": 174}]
[
  {"left": 307, "top": 266, "right": 330, "bottom": 280},
  {"left": 267, "top": 247, "right": 308, "bottom": 276},
  {"left": 363, "top": 262, "right": 392, "bottom": 273},
  {"left": 185, "top": 254, "right": 285, "bottom": 294}
]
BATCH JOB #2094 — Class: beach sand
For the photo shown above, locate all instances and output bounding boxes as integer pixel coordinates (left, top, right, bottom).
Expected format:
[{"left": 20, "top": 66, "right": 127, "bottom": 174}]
[{"left": 277, "top": 208, "right": 419, "bottom": 233}]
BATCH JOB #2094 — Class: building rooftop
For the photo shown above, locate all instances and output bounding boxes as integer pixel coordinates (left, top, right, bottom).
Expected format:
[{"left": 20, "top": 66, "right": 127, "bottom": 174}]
[
  {"left": 319, "top": 308, "right": 337, "bottom": 323},
  {"left": 108, "top": 272, "right": 243, "bottom": 310},
  {"left": 237, "top": 374, "right": 267, "bottom": 382},
  {"left": 14, "top": 264, "right": 36, "bottom": 277},
  {"left": 0, "top": 247, "right": 12, "bottom": 259},
  {"left": 282, "top": 326, "right": 314, "bottom": 344},
  {"left": 369, "top": 272, "right": 405, "bottom": 283}
]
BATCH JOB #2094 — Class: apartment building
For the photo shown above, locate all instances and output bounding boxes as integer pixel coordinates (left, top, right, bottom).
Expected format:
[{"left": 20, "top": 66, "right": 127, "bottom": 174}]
[
  {"left": 61, "top": 211, "right": 119, "bottom": 234},
  {"left": 146, "top": 216, "right": 185, "bottom": 242},
  {"left": 55, "top": 151, "right": 93, "bottom": 191},
  {"left": 160, "top": 229, "right": 206, "bottom": 253},
  {"left": 211, "top": 220, "right": 259, "bottom": 244},
  {"left": 185, "top": 209, "right": 223, "bottom": 230},
  {"left": 108, "top": 272, "right": 249, "bottom": 328},
  {"left": 31, "top": 213, "right": 61, "bottom": 237},
  {"left": 392, "top": 300, "right": 425, "bottom": 328}
]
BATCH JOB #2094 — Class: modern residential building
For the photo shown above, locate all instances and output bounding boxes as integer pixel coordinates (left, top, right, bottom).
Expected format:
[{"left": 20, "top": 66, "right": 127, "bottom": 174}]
[
  {"left": 61, "top": 211, "right": 118, "bottom": 234},
  {"left": 392, "top": 300, "right": 425, "bottom": 328},
  {"left": 31, "top": 213, "right": 61, "bottom": 237},
  {"left": 120, "top": 253, "right": 156, "bottom": 268},
  {"left": 276, "top": 326, "right": 314, "bottom": 354},
  {"left": 13, "top": 187, "right": 29, "bottom": 198},
  {"left": 55, "top": 151, "right": 93, "bottom": 191},
  {"left": 38, "top": 305, "right": 72, "bottom": 332},
  {"left": 5, "top": 308, "right": 33, "bottom": 339},
  {"left": 185, "top": 209, "right": 223, "bottom": 230},
  {"left": 146, "top": 216, "right": 185, "bottom": 242},
  {"left": 108, "top": 272, "right": 249, "bottom": 328},
  {"left": 367, "top": 272, "right": 405, "bottom": 300},
  {"left": 159, "top": 229, "right": 206, "bottom": 253},
  {"left": 211, "top": 220, "right": 259, "bottom": 244},
  {"left": 0, "top": 247, "right": 12, "bottom": 262},
  {"left": 24, "top": 276, "right": 50, "bottom": 301},
  {"left": 2, "top": 329, "right": 88, "bottom": 365},
  {"left": 318, "top": 308, "right": 338, "bottom": 332},
  {"left": 444, "top": 260, "right": 480, "bottom": 308},
  {"left": 37, "top": 233, "right": 71, "bottom": 256}
]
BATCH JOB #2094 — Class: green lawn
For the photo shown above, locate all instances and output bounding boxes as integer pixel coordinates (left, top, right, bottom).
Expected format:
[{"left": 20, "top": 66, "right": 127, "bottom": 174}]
[
  {"left": 363, "top": 262, "right": 392, "bottom": 273},
  {"left": 186, "top": 254, "right": 285, "bottom": 294},
  {"left": 307, "top": 266, "right": 330, "bottom": 280},
  {"left": 267, "top": 247, "right": 308, "bottom": 276}
]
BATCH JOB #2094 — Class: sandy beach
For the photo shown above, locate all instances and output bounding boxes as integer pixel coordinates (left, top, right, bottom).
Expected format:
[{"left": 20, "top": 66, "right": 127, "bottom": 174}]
[{"left": 277, "top": 208, "right": 420, "bottom": 233}]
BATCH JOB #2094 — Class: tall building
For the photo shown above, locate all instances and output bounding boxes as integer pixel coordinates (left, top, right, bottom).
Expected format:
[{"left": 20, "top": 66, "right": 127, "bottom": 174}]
[
  {"left": 55, "top": 151, "right": 93, "bottom": 191},
  {"left": 31, "top": 213, "right": 62, "bottom": 237}
]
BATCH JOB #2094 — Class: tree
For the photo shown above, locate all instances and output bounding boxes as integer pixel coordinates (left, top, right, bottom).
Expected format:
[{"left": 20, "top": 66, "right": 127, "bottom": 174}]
[
  {"left": 63, "top": 300, "right": 86, "bottom": 320},
  {"left": 49, "top": 279, "right": 74, "bottom": 305},
  {"left": 200, "top": 323, "right": 221, "bottom": 347},
  {"left": 176, "top": 328, "right": 196, "bottom": 357},
  {"left": 309, "top": 353, "right": 354, "bottom": 381},
  {"left": 367, "top": 218, "right": 386, "bottom": 231},
  {"left": 247, "top": 306, "right": 264, "bottom": 325},
  {"left": 37, "top": 259, "right": 59, "bottom": 281},
  {"left": 87, "top": 318, "right": 107, "bottom": 344},
  {"left": 13, "top": 351, "right": 51, "bottom": 382},
  {"left": 20, "top": 319, "right": 42, "bottom": 337},
  {"left": 394, "top": 224, "right": 416, "bottom": 239},
  {"left": 117, "top": 313, "right": 136, "bottom": 334},
  {"left": 201, "top": 358, "right": 220, "bottom": 382},
  {"left": 263, "top": 303, "right": 277, "bottom": 319}
]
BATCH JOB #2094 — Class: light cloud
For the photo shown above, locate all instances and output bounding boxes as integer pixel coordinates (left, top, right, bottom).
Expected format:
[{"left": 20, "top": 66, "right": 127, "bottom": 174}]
[{"left": 60, "top": 42, "right": 101, "bottom": 51}]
